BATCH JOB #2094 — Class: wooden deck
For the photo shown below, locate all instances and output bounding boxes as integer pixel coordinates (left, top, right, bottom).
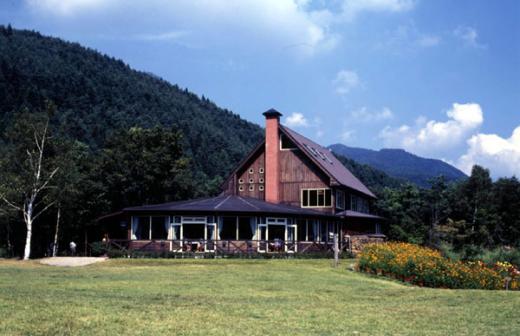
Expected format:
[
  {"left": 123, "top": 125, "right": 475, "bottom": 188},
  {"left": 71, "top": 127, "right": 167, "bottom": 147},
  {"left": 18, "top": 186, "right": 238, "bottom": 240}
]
[{"left": 105, "top": 239, "right": 350, "bottom": 256}]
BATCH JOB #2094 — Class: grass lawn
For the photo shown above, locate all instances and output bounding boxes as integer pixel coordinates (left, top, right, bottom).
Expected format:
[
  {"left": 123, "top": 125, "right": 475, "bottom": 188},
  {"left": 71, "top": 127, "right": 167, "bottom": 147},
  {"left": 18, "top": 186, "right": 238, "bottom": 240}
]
[{"left": 0, "top": 259, "right": 519, "bottom": 335}]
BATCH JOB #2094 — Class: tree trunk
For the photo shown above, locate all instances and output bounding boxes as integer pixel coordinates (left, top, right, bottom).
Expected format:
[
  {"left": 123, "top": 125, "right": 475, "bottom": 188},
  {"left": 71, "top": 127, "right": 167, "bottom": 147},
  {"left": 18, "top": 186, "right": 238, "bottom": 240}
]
[
  {"left": 23, "top": 219, "right": 32, "bottom": 260},
  {"left": 6, "top": 221, "right": 12, "bottom": 257},
  {"left": 52, "top": 205, "right": 61, "bottom": 257}
]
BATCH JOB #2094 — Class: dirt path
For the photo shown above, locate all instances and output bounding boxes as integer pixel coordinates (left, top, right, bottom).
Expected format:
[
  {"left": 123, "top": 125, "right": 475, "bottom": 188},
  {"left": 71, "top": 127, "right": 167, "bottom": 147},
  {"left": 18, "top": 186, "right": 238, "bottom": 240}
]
[{"left": 39, "top": 257, "right": 107, "bottom": 267}]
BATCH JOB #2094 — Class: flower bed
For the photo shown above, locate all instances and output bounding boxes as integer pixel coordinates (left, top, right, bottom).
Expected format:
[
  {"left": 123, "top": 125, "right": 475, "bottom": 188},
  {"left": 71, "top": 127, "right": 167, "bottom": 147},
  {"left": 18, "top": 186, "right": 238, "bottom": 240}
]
[{"left": 357, "top": 242, "right": 519, "bottom": 290}]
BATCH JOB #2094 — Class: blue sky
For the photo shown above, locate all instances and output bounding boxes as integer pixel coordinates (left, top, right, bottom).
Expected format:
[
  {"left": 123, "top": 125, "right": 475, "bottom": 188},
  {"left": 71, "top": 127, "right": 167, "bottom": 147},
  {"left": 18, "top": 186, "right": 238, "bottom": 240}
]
[{"left": 1, "top": 0, "right": 519, "bottom": 178}]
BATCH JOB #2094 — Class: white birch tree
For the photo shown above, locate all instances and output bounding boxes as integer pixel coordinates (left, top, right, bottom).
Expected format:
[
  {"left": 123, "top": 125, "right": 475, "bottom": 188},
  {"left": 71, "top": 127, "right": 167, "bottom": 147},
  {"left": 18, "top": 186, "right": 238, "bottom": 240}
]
[{"left": 0, "top": 110, "right": 58, "bottom": 260}]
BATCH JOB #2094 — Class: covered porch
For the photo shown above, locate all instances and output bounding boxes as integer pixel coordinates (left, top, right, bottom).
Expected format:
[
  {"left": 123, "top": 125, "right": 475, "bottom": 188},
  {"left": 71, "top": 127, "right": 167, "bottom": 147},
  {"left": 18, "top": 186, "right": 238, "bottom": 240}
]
[{"left": 115, "top": 214, "right": 344, "bottom": 255}]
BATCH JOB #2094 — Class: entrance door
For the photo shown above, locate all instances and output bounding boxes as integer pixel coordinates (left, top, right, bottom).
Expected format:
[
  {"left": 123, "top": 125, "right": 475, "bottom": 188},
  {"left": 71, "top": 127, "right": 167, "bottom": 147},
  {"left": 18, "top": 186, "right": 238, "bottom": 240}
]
[
  {"left": 286, "top": 224, "right": 297, "bottom": 253},
  {"left": 268, "top": 224, "right": 285, "bottom": 252},
  {"left": 258, "top": 225, "right": 267, "bottom": 253},
  {"left": 206, "top": 223, "right": 216, "bottom": 252}
]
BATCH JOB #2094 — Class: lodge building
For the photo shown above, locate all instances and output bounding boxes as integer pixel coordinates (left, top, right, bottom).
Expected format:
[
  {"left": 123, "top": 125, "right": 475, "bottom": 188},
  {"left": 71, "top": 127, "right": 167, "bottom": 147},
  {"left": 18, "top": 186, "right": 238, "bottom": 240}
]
[{"left": 101, "top": 109, "right": 384, "bottom": 254}]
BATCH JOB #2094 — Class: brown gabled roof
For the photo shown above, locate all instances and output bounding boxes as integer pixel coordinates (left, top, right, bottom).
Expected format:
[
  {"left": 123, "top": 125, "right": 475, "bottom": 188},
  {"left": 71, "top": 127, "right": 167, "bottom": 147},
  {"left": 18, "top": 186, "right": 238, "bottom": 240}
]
[{"left": 281, "top": 125, "right": 376, "bottom": 199}]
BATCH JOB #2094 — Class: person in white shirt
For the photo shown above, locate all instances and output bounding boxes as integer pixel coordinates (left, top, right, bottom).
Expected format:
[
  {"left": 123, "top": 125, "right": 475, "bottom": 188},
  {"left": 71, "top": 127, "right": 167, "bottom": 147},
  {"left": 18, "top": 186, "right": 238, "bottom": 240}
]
[{"left": 69, "top": 241, "right": 77, "bottom": 256}]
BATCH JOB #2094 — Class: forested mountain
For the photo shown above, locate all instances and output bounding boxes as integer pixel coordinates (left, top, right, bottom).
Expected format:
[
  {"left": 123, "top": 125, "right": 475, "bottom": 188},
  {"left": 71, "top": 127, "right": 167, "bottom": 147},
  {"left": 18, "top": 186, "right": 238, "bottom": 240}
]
[
  {"left": 0, "top": 27, "right": 263, "bottom": 192},
  {"left": 0, "top": 27, "right": 407, "bottom": 196},
  {"left": 334, "top": 154, "right": 404, "bottom": 195},
  {"left": 1, "top": 26, "right": 518, "bottom": 260},
  {"left": 328, "top": 144, "right": 467, "bottom": 187}
]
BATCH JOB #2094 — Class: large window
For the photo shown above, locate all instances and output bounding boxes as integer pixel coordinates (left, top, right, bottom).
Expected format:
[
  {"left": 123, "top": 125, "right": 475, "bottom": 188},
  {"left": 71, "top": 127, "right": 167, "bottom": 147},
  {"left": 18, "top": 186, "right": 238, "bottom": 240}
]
[
  {"left": 220, "top": 217, "right": 237, "bottom": 240},
  {"left": 238, "top": 217, "right": 254, "bottom": 239},
  {"left": 350, "top": 194, "right": 370, "bottom": 213},
  {"left": 336, "top": 190, "right": 345, "bottom": 209},
  {"left": 301, "top": 188, "right": 332, "bottom": 208},
  {"left": 132, "top": 216, "right": 168, "bottom": 240},
  {"left": 151, "top": 217, "right": 168, "bottom": 239},
  {"left": 297, "top": 219, "right": 307, "bottom": 241},
  {"left": 134, "top": 216, "right": 150, "bottom": 240}
]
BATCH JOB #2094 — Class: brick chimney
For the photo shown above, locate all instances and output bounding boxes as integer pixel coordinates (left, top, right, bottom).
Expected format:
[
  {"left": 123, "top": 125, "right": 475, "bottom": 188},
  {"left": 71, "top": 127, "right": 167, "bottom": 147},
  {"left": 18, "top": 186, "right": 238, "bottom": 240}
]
[{"left": 263, "top": 109, "right": 282, "bottom": 204}]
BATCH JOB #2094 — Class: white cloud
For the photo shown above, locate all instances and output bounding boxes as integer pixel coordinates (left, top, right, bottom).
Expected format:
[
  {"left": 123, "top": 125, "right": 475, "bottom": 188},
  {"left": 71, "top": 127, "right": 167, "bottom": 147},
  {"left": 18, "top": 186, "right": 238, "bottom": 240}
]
[
  {"left": 134, "top": 31, "right": 188, "bottom": 41},
  {"left": 457, "top": 126, "right": 520, "bottom": 177},
  {"left": 376, "top": 23, "right": 441, "bottom": 52},
  {"left": 341, "top": 130, "right": 355, "bottom": 142},
  {"left": 285, "top": 112, "right": 309, "bottom": 127},
  {"left": 350, "top": 106, "right": 394, "bottom": 122},
  {"left": 341, "top": 0, "right": 415, "bottom": 20},
  {"left": 379, "top": 103, "right": 483, "bottom": 155},
  {"left": 453, "top": 25, "right": 486, "bottom": 49},
  {"left": 27, "top": 0, "right": 107, "bottom": 16},
  {"left": 26, "top": 0, "right": 418, "bottom": 57},
  {"left": 26, "top": 0, "right": 339, "bottom": 56},
  {"left": 417, "top": 35, "right": 440, "bottom": 47},
  {"left": 334, "top": 69, "right": 360, "bottom": 95}
]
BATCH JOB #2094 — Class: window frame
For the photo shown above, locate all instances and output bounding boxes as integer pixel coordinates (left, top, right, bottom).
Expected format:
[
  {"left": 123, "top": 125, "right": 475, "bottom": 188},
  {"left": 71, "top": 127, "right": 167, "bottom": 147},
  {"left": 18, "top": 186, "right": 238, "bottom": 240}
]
[
  {"left": 300, "top": 188, "right": 332, "bottom": 208},
  {"left": 335, "top": 190, "right": 345, "bottom": 210}
]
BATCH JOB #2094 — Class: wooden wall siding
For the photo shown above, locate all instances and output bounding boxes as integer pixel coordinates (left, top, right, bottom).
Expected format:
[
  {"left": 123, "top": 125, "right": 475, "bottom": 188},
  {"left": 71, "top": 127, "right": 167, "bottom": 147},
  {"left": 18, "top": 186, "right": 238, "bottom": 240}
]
[
  {"left": 129, "top": 240, "right": 171, "bottom": 252},
  {"left": 236, "top": 150, "right": 266, "bottom": 199},
  {"left": 221, "top": 176, "right": 235, "bottom": 196},
  {"left": 278, "top": 149, "right": 332, "bottom": 212}
]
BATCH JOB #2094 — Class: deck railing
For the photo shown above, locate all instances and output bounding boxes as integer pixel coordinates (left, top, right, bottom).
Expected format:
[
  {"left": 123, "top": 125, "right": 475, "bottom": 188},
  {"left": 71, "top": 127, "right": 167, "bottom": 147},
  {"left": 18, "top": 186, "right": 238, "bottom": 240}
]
[{"left": 103, "top": 239, "right": 350, "bottom": 255}]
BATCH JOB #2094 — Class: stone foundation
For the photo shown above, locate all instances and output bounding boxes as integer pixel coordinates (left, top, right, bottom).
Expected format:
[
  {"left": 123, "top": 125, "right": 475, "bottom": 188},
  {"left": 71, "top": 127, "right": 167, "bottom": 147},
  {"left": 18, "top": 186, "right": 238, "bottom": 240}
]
[{"left": 347, "top": 234, "right": 386, "bottom": 254}]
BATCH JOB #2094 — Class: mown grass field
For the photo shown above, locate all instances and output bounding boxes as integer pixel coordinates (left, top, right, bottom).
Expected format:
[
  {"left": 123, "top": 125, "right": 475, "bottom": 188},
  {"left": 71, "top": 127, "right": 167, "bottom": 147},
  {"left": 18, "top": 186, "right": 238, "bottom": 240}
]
[{"left": 0, "top": 258, "right": 519, "bottom": 335}]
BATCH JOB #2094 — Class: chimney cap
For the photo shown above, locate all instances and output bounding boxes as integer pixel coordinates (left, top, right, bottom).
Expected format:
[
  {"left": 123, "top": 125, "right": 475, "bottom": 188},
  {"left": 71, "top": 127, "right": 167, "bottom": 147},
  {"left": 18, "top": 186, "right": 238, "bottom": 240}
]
[{"left": 263, "top": 108, "right": 283, "bottom": 118}]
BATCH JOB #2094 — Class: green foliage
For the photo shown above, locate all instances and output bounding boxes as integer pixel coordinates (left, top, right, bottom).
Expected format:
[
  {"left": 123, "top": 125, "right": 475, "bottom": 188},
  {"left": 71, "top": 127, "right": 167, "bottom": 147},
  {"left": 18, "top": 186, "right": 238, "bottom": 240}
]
[
  {"left": 376, "top": 184, "right": 427, "bottom": 243},
  {"left": 94, "top": 126, "right": 194, "bottom": 209},
  {"left": 376, "top": 166, "right": 520, "bottom": 252},
  {"left": 0, "top": 27, "right": 262, "bottom": 194}
]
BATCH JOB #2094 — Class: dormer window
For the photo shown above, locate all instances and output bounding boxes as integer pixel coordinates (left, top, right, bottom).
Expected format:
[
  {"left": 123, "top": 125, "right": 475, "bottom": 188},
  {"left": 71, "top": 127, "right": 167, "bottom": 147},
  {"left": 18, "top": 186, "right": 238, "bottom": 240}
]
[{"left": 280, "top": 133, "right": 297, "bottom": 150}]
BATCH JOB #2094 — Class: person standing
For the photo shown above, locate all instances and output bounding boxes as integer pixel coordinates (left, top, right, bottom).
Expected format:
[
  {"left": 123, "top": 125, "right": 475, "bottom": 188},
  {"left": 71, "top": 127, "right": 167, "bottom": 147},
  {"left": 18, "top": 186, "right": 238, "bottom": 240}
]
[{"left": 69, "top": 241, "right": 77, "bottom": 256}]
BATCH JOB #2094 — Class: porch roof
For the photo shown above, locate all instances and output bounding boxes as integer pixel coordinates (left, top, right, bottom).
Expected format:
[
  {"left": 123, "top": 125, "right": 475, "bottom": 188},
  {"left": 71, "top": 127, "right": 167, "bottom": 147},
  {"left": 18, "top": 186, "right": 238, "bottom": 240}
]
[
  {"left": 336, "top": 210, "right": 384, "bottom": 220},
  {"left": 123, "top": 195, "right": 337, "bottom": 218}
]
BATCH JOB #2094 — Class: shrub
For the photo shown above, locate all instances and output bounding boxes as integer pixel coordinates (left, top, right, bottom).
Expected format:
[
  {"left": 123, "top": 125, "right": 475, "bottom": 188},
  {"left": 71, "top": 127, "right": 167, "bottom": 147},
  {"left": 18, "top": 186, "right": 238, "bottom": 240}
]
[{"left": 357, "top": 242, "right": 518, "bottom": 290}]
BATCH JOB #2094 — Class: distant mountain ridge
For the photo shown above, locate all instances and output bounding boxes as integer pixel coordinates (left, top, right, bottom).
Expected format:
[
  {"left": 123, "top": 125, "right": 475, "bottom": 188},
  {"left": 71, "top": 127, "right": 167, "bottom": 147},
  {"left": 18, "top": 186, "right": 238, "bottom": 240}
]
[
  {"left": 0, "top": 27, "right": 455, "bottom": 195},
  {"left": 328, "top": 144, "right": 467, "bottom": 187}
]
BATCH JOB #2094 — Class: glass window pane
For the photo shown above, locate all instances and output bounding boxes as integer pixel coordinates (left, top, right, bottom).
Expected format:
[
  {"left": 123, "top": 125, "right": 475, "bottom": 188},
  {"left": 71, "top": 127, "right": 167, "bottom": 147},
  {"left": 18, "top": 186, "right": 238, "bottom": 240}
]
[
  {"left": 297, "top": 219, "right": 306, "bottom": 241},
  {"left": 136, "top": 216, "right": 150, "bottom": 240},
  {"left": 320, "top": 221, "right": 327, "bottom": 241},
  {"left": 220, "top": 217, "right": 237, "bottom": 240},
  {"left": 325, "top": 189, "right": 331, "bottom": 207},
  {"left": 308, "top": 220, "right": 316, "bottom": 241},
  {"left": 317, "top": 190, "right": 324, "bottom": 206},
  {"left": 151, "top": 217, "right": 167, "bottom": 239},
  {"left": 238, "top": 217, "right": 253, "bottom": 239},
  {"left": 309, "top": 190, "right": 318, "bottom": 206}
]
